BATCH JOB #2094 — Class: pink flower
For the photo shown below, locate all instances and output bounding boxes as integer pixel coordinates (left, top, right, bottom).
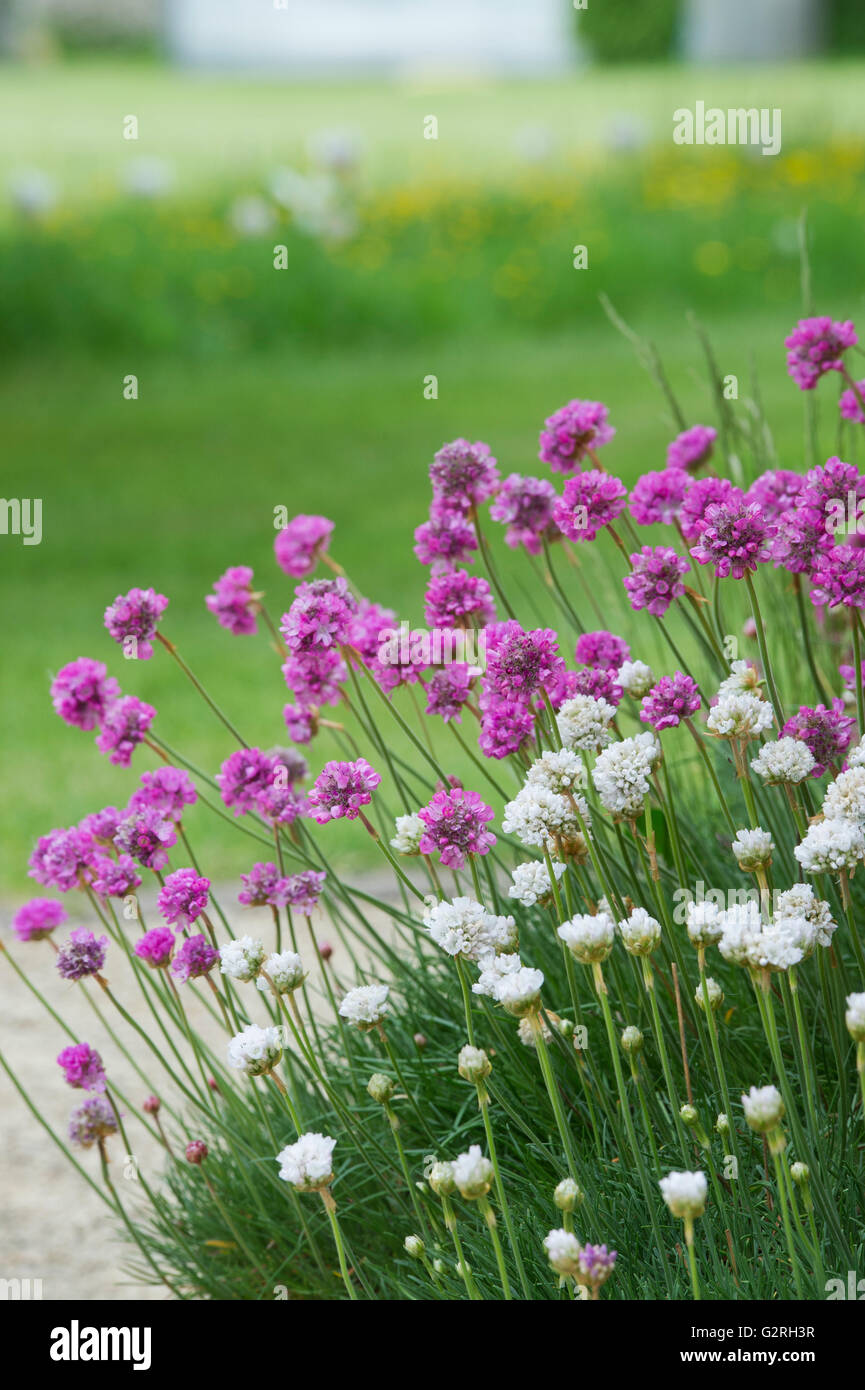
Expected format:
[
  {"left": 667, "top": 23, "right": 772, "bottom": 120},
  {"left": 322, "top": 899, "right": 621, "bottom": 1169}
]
[
  {"left": 640, "top": 673, "right": 701, "bottom": 731},
  {"left": 90, "top": 854, "right": 142, "bottom": 899},
  {"left": 104, "top": 587, "right": 168, "bottom": 660},
  {"left": 205, "top": 565, "right": 258, "bottom": 635},
  {"left": 217, "top": 748, "right": 278, "bottom": 816},
  {"left": 282, "top": 648, "right": 347, "bottom": 707},
  {"left": 95, "top": 695, "right": 156, "bottom": 767},
  {"left": 539, "top": 399, "right": 615, "bottom": 474},
  {"left": 56, "top": 929, "right": 107, "bottom": 981},
  {"left": 134, "top": 926, "right": 175, "bottom": 968},
  {"left": 171, "top": 935, "right": 219, "bottom": 983},
  {"left": 417, "top": 788, "right": 496, "bottom": 869},
  {"left": 478, "top": 695, "right": 534, "bottom": 759},
  {"left": 679, "top": 476, "right": 743, "bottom": 543},
  {"left": 51, "top": 658, "right": 119, "bottom": 731},
  {"left": 746, "top": 470, "right": 803, "bottom": 520},
  {"left": 691, "top": 501, "right": 775, "bottom": 580},
  {"left": 553, "top": 470, "right": 627, "bottom": 542},
  {"left": 575, "top": 631, "right": 630, "bottom": 672},
  {"left": 572, "top": 666, "right": 622, "bottom": 705},
  {"left": 429, "top": 439, "right": 499, "bottom": 510},
  {"left": 57, "top": 1043, "right": 105, "bottom": 1092},
  {"left": 114, "top": 808, "right": 177, "bottom": 871},
  {"left": 484, "top": 623, "right": 564, "bottom": 702},
  {"left": 810, "top": 546, "right": 865, "bottom": 609},
  {"left": 308, "top": 758, "right": 381, "bottom": 823},
  {"left": 666, "top": 425, "right": 717, "bottom": 473},
  {"left": 238, "top": 862, "right": 294, "bottom": 908},
  {"left": 489, "top": 474, "right": 558, "bottom": 554},
  {"left": 840, "top": 379, "right": 865, "bottom": 424},
  {"left": 781, "top": 702, "right": 855, "bottom": 777},
  {"left": 283, "top": 704, "right": 316, "bottom": 743},
  {"left": 12, "top": 897, "right": 67, "bottom": 941},
  {"left": 29, "top": 828, "right": 95, "bottom": 892},
  {"left": 158, "top": 868, "right": 210, "bottom": 928},
  {"left": 771, "top": 504, "right": 833, "bottom": 574},
  {"left": 284, "top": 870, "right": 327, "bottom": 914},
  {"left": 425, "top": 665, "right": 477, "bottom": 723},
  {"left": 129, "top": 767, "right": 197, "bottom": 822},
  {"left": 79, "top": 807, "right": 124, "bottom": 844},
  {"left": 281, "top": 577, "right": 356, "bottom": 654},
  {"left": 274, "top": 515, "right": 334, "bottom": 578},
  {"left": 347, "top": 600, "right": 397, "bottom": 663},
  {"left": 256, "top": 783, "right": 310, "bottom": 826},
  {"left": 424, "top": 569, "right": 496, "bottom": 628},
  {"left": 785, "top": 316, "right": 857, "bottom": 390},
  {"left": 623, "top": 545, "right": 690, "bottom": 618},
  {"left": 629, "top": 468, "right": 691, "bottom": 526},
  {"left": 414, "top": 508, "right": 477, "bottom": 568}
]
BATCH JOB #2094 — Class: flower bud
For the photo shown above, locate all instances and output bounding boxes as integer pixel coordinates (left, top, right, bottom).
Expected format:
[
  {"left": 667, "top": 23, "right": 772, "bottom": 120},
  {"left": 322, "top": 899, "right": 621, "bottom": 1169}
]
[
  {"left": 404, "top": 1234, "right": 425, "bottom": 1259},
  {"left": 680, "top": 1104, "right": 699, "bottom": 1128},
  {"left": 621, "top": 1024, "right": 643, "bottom": 1054},
  {"left": 790, "top": 1161, "right": 810, "bottom": 1186},
  {"left": 185, "top": 1140, "right": 208, "bottom": 1165},
  {"left": 142, "top": 1095, "right": 160, "bottom": 1114},
  {"left": 458, "top": 1044, "right": 491, "bottom": 1084},
  {"left": 428, "top": 1161, "right": 456, "bottom": 1197},
  {"left": 695, "top": 976, "right": 724, "bottom": 1013},
  {"left": 367, "top": 1072, "right": 395, "bottom": 1105},
  {"left": 554, "top": 1177, "right": 583, "bottom": 1212},
  {"left": 413, "top": 1032, "right": 428, "bottom": 1049},
  {"left": 318, "top": 941, "right": 333, "bottom": 962},
  {"left": 742, "top": 1083, "right": 785, "bottom": 1134},
  {"left": 715, "top": 1112, "right": 729, "bottom": 1135}
]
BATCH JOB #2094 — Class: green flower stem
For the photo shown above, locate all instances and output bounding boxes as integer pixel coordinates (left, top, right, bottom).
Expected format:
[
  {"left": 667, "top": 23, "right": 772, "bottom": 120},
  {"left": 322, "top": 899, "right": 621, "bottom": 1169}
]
[
  {"left": 377, "top": 1025, "right": 436, "bottom": 1143},
  {"left": 441, "top": 1194, "right": 482, "bottom": 1299},
  {"left": 857, "top": 1042, "right": 865, "bottom": 1131},
  {"left": 383, "top": 1101, "right": 431, "bottom": 1239},
  {"left": 769, "top": 1132, "right": 804, "bottom": 1298},
  {"left": 744, "top": 573, "right": 784, "bottom": 728},
  {"left": 358, "top": 812, "right": 428, "bottom": 903},
  {"left": 531, "top": 1015, "right": 580, "bottom": 1185},
  {"left": 156, "top": 631, "right": 250, "bottom": 747},
  {"left": 793, "top": 573, "right": 830, "bottom": 700},
  {"left": 684, "top": 720, "right": 737, "bottom": 835},
  {"left": 785, "top": 969, "right": 820, "bottom": 1141},
  {"left": 684, "top": 1216, "right": 701, "bottom": 1301},
  {"left": 455, "top": 955, "right": 477, "bottom": 1046},
  {"left": 629, "top": 1054, "right": 662, "bottom": 1176},
  {"left": 477, "top": 1087, "right": 531, "bottom": 1299},
  {"left": 477, "top": 1195, "right": 512, "bottom": 1300},
  {"left": 321, "top": 1191, "right": 359, "bottom": 1300},
  {"left": 641, "top": 956, "right": 689, "bottom": 1163},
  {"left": 351, "top": 651, "right": 451, "bottom": 784}
]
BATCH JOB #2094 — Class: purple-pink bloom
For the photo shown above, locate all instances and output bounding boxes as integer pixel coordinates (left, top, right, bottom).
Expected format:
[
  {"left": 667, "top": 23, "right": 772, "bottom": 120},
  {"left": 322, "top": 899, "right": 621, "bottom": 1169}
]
[
  {"left": 90, "top": 854, "right": 142, "bottom": 899},
  {"left": 283, "top": 704, "right": 316, "bottom": 743},
  {"left": 429, "top": 439, "right": 499, "bottom": 510},
  {"left": 114, "top": 807, "right": 177, "bottom": 871},
  {"left": 553, "top": 469, "right": 627, "bottom": 542},
  {"left": 368, "top": 631, "right": 430, "bottom": 694},
  {"left": 56, "top": 928, "right": 107, "bottom": 981},
  {"left": 425, "top": 664, "right": 477, "bottom": 723},
  {"left": 679, "top": 476, "right": 743, "bottom": 543},
  {"left": 571, "top": 666, "right": 622, "bottom": 706},
  {"left": 840, "top": 379, "right": 865, "bottom": 424},
  {"left": 29, "top": 827, "right": 95, "bottom": 892},
  {"left": 666, "top": 425, "right": 717, "bottom": 473},
  {"left": 691, "top": 500, "right": 775, "bottom": 580},
  {"left": 539, "top": 399, "right": 615, "bottom": 475},
  {"left": 746, "top": 470, "right": 803, "bottom": 521},
  {"left": 274, "top": 514, "right": 334, "bottom": 578},
  {"left": 308, "top": 758, "right": 381, "bottom": 823},
  {"left": 347, "top": 599, "right": 397, "bottom": 664},
  {"left": 281, "top": 577, "right": 356, "bottom": 655},
  {"left": 12, "top": 897, "right": 67, "bottom": 942},
  {"left": 283, "top": 870, "right": 327, "bottom": 914},
  {"left": 489, "top": 473, "right": 558, "bottom": 554},
  {"left": 484, "top": 623, "right": 564, "bottom": 702},
  {"left": 810, "top": 545, "right": 865, "bottom": 609},
  {"left": 575, "top": 630, "right": 630, "bottom": 672},
  {"left": 282, "top": 648, "right": 347, "bottom": 707},
  {"left": 171, "top": 934, "right": 219, "bottom": 983},
  {"left": 217, "top": 748, "right": 278, "bottom": 816},
  {"left": 417, "top": 787, "right": 496, "bottom": 869},
  {"left": 771, "top": 503, "right": 834, "bottom": 574},
  {"left": 68, "top": 1095, "right": 119, "bottom": 1148},
  {"left": 785, "top": 316, "right": 857, "bottom": 390},
  {"left": 57, "top": 1043, "right": 106, "bottom": 1092},
  {"left": 478, "top": 695, "right": 534, "bottom": 759},
  {"left": 103, "top": 587, "right": 168, "bottom": 660},
  {"left": 79, "top": 807, "right": 125, "bottom": 845},
  {"left": 424, "top": 569, "right": 496, "bottom": 628},
  {"left": 840, "top": 661, "right": 865, "bottom": 696},
  {"left": 623, "top": 546, "right": 690, "bottom": 618},
  {"left": 158, "top": 867, "right": 210, "bottom": 928},
  {"left": 205, "top": 565, "right": 258, "bottom": 636},
  {"left": 238, "top": 862, "right": 294, "bottom": 908},
  {"left": 95, "top": 694, "right": 156, "bottom": 767},
  {"left": 629, "top": 468, "right": 691, "bottom": 526},
  {"left": 640, "top": 673, "right": 701, "bottom": 731},
  {"left": 133, "top": 926, "right": 175, "bottom": 968},
  {"left": 51, "top": 658, "right": 120, "bottom": 731},
  {"left": 800, "top": 455, "right": 865, "bottom": 524},
  {"left": 576, "top": 1243, "right": 617, "bottom": 1285},
  {"left": 129, "top": 767, "right": 197, "bottom": 822},
  {"left": 413, "top": 508, "right": 477, "bottom": 568},
  {"left": 256, "top": 782, "right": 309, "bottom": 826},
  {"left": 781, "top": 701, "right": 855, "bottom": 777}
]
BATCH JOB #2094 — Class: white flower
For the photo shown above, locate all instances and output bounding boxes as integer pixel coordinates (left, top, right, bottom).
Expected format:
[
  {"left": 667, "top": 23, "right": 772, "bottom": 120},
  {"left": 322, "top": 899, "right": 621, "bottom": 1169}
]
[
  {"left": 473, "top": 951, "right": 526, "bottom": 999},
  {"left": 423, "top": 896, "right": 517, "bottom": 960},
  {"left": 845, "top": 992, "right": 865, "bottom": 1042},
  {"left": 741, "top": 1084, "right": 784, "bottom": 1133},
  {"left": 257, "top": 950, "right": 306, "bottom": 995},
  {"left": 718, "top": 902, "right": 803, "bottom": 971},
  {"left": 338, "top": 983, "right": 390, "bottom": 1028},
  {"left": 452, "top": 1144, "right": 493, "bottom": 1199},
  {"left": 554, "top": 1177, "right": 583, "bottom": 1212},
  {"left": 502, "top": 783, "right": 590, "bottom": 853},
  {"left": 543, "top": 1227, "right": 581, "bottom": 1275},
  {"left": 592, "top": 733, "right": 660, "bottom": 819},
  {"left": 823, "top": 766, "right": 865, "bottom": 825},
  {"left": 794, "top": 818, "right": 865, "bottom": 874},
  {"left": 751, "top": 738, "right": 815, "bottom": 785},
  {"left": 276, "top": 1131, "right": 335, "bottom": 1189},
  {"left": 495, "top": 965, "right": 544, "bottom": 1016},
  {"left": 618, "top": 659, "right": 654, "bottom": 698},
  {"left": 508, "top": 859, "right": 566, "bottom": 906},
  {"left": 617, "top": 906, "right": 661, "bottom": 956},
  {"left": 428, "top": 1161, "right": 456, "bottom": 1196},
  {"left": 731, "top": 826, "right": 774, "bottom": 872},
  {"left": 685, "top": 900, "right": 724, "bottom": 947},
  {"left": 847, "top": 742, "right": 865, "bottom": 769},
  {"left": 717, "top": 660, "right": 763, "bottom": 698},
  {"left": 404, "top": 1234, "right": 425, "bottom": 1259},
  {"left": 659, "top": 1169, "right": 707, "bottom": 1220},
  {"left": 558, "top": 912, "right": 615, "bottom": 964},
  {"left": 227, "top": 1024, "right": 283, "bottom": 1077},
  {"left": 458, "top": 1045, "right": 491, "bottom": 1083},
  {"left": 526, "top": 749, "right": 586, "bottom": 795},
  {"left": 390, "top": 812, "right": 425, "bottom": 855},
  {"left": 695, "top": 977, "right": 724, "bottom": 1012},
  {"left": 706, "top": 692, "right": 773, "bottom": 740},
  {"left": 556, "top": 694, "right": 616, "bottom": 752},
  {"left": 517, "top": 1012, "right": 553, "bottom": 1047},
  {"left": 219, "top": 935, "right": 266, "bottom": 982},
  {"left": 773, "top": 884, "right": 836, "bottom": 948}
]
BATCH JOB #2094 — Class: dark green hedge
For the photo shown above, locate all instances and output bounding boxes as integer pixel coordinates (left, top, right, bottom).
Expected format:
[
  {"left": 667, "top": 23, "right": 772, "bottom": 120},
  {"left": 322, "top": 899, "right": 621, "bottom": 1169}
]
[{"left": 575, "top": 0, "right": 678, "bottom": 64}]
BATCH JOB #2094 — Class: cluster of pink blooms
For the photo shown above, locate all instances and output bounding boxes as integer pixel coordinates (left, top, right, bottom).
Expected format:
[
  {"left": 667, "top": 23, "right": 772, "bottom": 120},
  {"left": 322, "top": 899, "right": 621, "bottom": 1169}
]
[
  {"left": 489, "top": 474, "right": 558, "bottom": 554},
  {"left": 206, "top": 565, "right": 258, "bottom": 635},
  {"left": 785, "top": 315, "right": 857, "bottom": 390},
  {"left": 171, "top": 934, "right": 219, "bottom": 983},
  {"left": 95, "top": 695, "right": 157, "bottom": 767},
  {"left": 416, "top": 787, "right": 496, "bottom": 870},
  {"left": 56, "top": 929, "right": 107, "bottom": 981},
  {"left": 281, "top": 577, "right": 356, "bottom": 654},
  {"left": 129, "top": 767, "right": 197, "bottom": 821},
  {"left": 104, "top": 586, "right": 168, "bottom": 659},
  {"left": 640, "top": 673, "right": 701, "bottom": 731},
  {"left": 308, "top": 758, "right": 381, "bottom": 823},
  {"left": 57, "top": 1043, "right": 106, "bottom": 1092},
  {"left": 539, "top": 399, "right": 615, "bottom": 474},
  {"left": 690, "top": 500, "right": 775, "bottom": 581},
  {"left": 425, "top": 664, "right": 477, "bottom": 723},
  {"left": 623, "top": 546, "right": 690, "bottom": 618},
  {"left": 274, "top": 514, "right": 334, "bottom": 578},
  {"left": 484, "top": 623, "right": 564, "bottom": 702},
  {"left": 50, "top": 657, "right": 119, "bottom": 731},
  {"left": 413, "top": 510, "right": 477, "bottom": 569},
  {"left": 238, "top": 861, "right": 295, "bottom": 907},
  {"left": 553, "top": 470, "right": 628, "bottom": 543},
  {"left": 158, "top": 867, "right": 210, "bottom": 927},
  {"left": 114, "top": 807, "right": 178, "bottom": 871},
  {"left": 12, "top": 897, "right": 67, "bottom": 941},
  {"left": 781, "top": 702, "right": 856, "bottom": 778},
  {"left": 424, "top": 569, "right": 496, "bottom": 628},
  {"left": 575, "top": 631, "right": 630, "bottom": 671},
  {"left": 629, "top": 467, "right": 692, "bottom": 527},
  {"left": 133, "top": 926, "right": 176, "bottom": 968},
  {"left": 666, "top": 425, "right": 716, "bottom": 473},
  {"left": 428, "top": 438, "right": 500, "bottom": 510}
]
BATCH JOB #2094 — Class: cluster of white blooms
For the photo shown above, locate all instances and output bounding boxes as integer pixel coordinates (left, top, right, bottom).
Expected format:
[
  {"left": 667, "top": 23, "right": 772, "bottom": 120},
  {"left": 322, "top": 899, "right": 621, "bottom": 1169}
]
[
  {"left": 517, "top": 1011, "right": 553, "bottom": 1047},
  {"left": 731, "top": 826, "right": 774, "bottom": 872},
  {"left": 750, "top": 737, "right": 815, "bottom": 785},
  {"left": 495, "top": 965, "right": 545, "bottom": 1017},
  {"left": 617, "top": 906, "right": 661, "bottom": 956},
  {"left": 558, "top": 911, "right": 615, "bottom": 965},
  {"left": 220, "top": 935, "right": 266, "bottom": 982},
  {"left": 428, "top": 1161, "right": 456, "bottom": 1197},
  {"left": 276, "top": 1131, "right": 336, "bottom": 1190},
  {"left": 741, "top": 1084, "right": 784, "bottom": 1133},
  {"left": 845, "top": 992, "right": 865, "bottom": 1041},
  {"left": 502, "top": 782, "right": 590, "bottom": 853},
  {"left": 526, "top": 748, "right": 586, "bottom": 795},
  {"left": 556, "top": 694, "right": 616, "bottom": 751},
  {"left": 543, "top": 1227, "right": 581, "bottom": 1275},
  {"left": 457, "top": 1044, "right": 491, "bottom": 1083},
  {"left": 685, "top": 900, "right": 724, "bottom": 947},
  {"left": 257, "top": 950, "right": 306, "bottom": 995},
  {"left": 473, "top": 951, "right": 526, "bottom": 999},
  {"left": 773, "top": 884, "right": 836, "bottom": 948},
  {"left": 227, "top": 1024, "right": 283, "bottom": 1076},
  {"left": 592, "top": 733, "right": 660, "bottom": 819},
  {"left": 338, "top": 983, "right": 390, "bottom": 1028},
  {"left": 706, "top": 691, "right": 773, "bottom": 740},
  {"left": 618, "top": 659, "right": 654, "bottom": 698},
  {"left": 508, "top": 858, "right": 566, "bottom": 907},
  {"left": 452, "top": 1145, "right": 494, "bottom": 1199},
  {"left": 794, "top": 818, "right": 865, "bottom": 874},
  {"left": 424, "top": 895, "right": 517, "bottom": 960},
  {"left": 717, "top": 901, "right": 805, "bottom": 972},
  {"left": 390, "top": 812, "right": 425, "bottom": 855},
  {"left": 823, "top": 766, "right": 865, "bottom": 825},
  {"left": 717, "top": 659, "right": 763, "bottom": 698},
  {"left": 847, "top": 742, "right": 865, "bottom": 769},
  {"left": 695, "top": 976, "right": 724, "bottom": 1012},
  {"left": 659, "top": 1169, "right": 707, "bottom": 1220}
]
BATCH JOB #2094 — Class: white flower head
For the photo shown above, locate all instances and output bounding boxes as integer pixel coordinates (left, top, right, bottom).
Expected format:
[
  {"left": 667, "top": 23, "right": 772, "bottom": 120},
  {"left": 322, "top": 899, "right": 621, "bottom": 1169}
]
[
  {"left": 718, "top": 901, "right": 803, "bottom": 972},
  {"left": 276, "top": 1131, "right": 335, "bottom": 1190},
  {"left": 685, "top": 900, "right": 724, "bottom": 947},
  {"left": 731, "top": 826, "right": 774, "bottom": 872},
  {"left": 592, "top": 733, "right": 660, "bottom": 819},
  {"left": 659, "top": 1169, "right": 707, "bottom": 1220},
  {"left": 618, "top": 659, "right": 654, "bottom": 698},
  {"left": 695, "top": 976, "right": 724, "bottom": 1012},
  {"left": 617, "top": 906, "right": 661, "bottom": 957},
  {"left": 773, "top": 883, "right": 836, "bottom": 948},
  {"left": 741, "top": 1084, "right": 784, "bottom": 1133},
  {"left": 706, "top": 692, "right": 773, "bottom": 741},
  {"left": 227, "top": 1024, "right": 283, "bottom": 1077},
  {"left": 458, "top": 1044, "right": 491, "bottom": 1084},
  {"left": 845, "top": 991, "right": 865, "bottom": 1042},
  {"left": 847, "top": 742, "right": 865, "bottom": 769},
  {"left": 508, "top": 858, "right": 566, "bottom": 907},
  {"left": 473, "top": 951, "right": 526, "bottom": 999},
  {"left": 452, "top": 1144, "right": 494, "bottom": 1199},
  {"left": 390, "top": 812, "right": 425, "bottom": 855},
  {"left": 424, "top": 895, "right": 517, "bottom": 961},
  {"left": 495, "top": 965, "right": 545, "bottom": 1017},
  {"left": 543, "top": 1227, "right": 581, "bottom": 1275},
  {"left": 502, "top": 783, "right": 590, "bottom": 854},
  {"left": 717, "top": 659, "right": 763, "bottom": 698},
  {"left": 824, "top": 766, "right": 865, "bottom": 825},
  {"left": 526, "top": 748, "right": 587, "bottom": 795},
  {"left": 794, "top": 818, "right": 865, "bottom": 875},
  {"left": 751, "top": 738, "right": 815, "bottom": 785},
  {"left": 556, "top": 694, "right": 616, "bottom": 752},
  {"left": 554, "top": 1177, "right": 583, "bottom": 1212},
  {"left": 219, "top": 935, "right": 266, "bottom": 982},
  {"left": 558, "top": 911, "right": 615, "bottom": 965},
  {"left": 257, "top": 950, "right": 306, "bottom": 995},
  {"left": 338, "top": 983, "right": 390, "bottom": 1029}
]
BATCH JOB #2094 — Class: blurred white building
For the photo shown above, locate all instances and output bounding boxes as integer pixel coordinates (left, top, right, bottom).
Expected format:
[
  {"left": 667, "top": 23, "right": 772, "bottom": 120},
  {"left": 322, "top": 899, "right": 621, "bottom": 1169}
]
[{"left": 165, "top": 0, "right": 576, "bottom": 74}]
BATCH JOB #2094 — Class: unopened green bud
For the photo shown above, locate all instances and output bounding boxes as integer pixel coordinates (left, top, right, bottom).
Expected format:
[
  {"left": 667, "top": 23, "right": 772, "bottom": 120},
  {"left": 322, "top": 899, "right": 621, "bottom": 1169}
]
[
  {"left": 367, "top": 1072, "right": 395, "bottom": 1105},
  {"left": 621, "top": 1025, "right": 643, "bottom": 1054},
  {"left": 404, "top": 1234, "right": 425, "bottom": 1259},
  {"left": 554, "top": 1176, "right": 583, "bottom": 1212},
  {"left": 695, "top": 976, "right": 724, "bottom": 1012},
  {"left": 458, "top": 1044, "right": 492, "bottom": 1084},
  {"left": 715, "top": 1112, "right": 730, "bottom": 1135},
  {"left": 790, "top": 1162, "right": 809, "bottom": 1186},
  {"left": 680, "top": 1104, "right": 699, "bottom": 1128},
  {"left": 428, "top": 1161, "right": 456, "bottom": 1197}
]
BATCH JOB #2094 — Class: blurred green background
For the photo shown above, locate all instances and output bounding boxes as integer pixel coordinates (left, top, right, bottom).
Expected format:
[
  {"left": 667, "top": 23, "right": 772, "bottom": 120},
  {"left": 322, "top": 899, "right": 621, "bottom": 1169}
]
[{"left": 3, "top": 5, "right": 865, "bottom": 894}]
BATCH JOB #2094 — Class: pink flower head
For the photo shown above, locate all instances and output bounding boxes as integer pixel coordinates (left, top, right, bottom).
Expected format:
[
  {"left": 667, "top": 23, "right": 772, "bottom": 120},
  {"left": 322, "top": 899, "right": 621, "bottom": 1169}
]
[
  {"left": 691, "top": 500, "right": 775, "bottom": 580},
  {"left": 781, "top": 701, "right": 855, "bottom": 777},
  {"left": 629, "top": 468, "right": 691, "bottom": 526},
  {"left": 417, "top": 787, "right": 496, "bottom": 869},
  {"left": 484, "top": 622, "right": 565, "bottom": 702},
  {"left": 79, "top": 807, "right": 124, "bottom": 845},
  {"left": 840, "top": 379, "right": 865, "bottom": 424},
  {"left": 129, "top": 767, "right": 197, "bottom": 822},
  {"left": 217, "top": 748, "right": 278, "bottom": 816},
  {"left": 347, "top": 599, "right": 397, "bottom": 664},
  {"left": 489, "top": 473, "right": 558, "bottom": 554},
  {"left": 185, "top": 1140, "right": 209, "bottom": 1165},
  {"left": 68, "top": 1096, "right": 119, "bottom": 1148},
  {"left": 274, "top": 514, "right": 334, "bottom": 578},
  {"left": 429, "top": 439, "right": 499, "bottom": 511},
  {"left": 539, "top": 399, "right": 615, "bottom": 475},
  {"left": 205, "top": 565, "right": 258, "bottom": 636},
  {"left": 640, "top": 673, "right": 701, "bottom": 731},
  {"left": 746, "top": 470, "right": 803, "bottom": 521},
  {"left": 425, "top": 664, "right": 477, "bottom": 723},
  {"left": 623, "top": 545, "right": 690, "bottom": 618},
  {"left": 56, "top": 929, "right": 107, "bottom": 981},
  {"left": 171, "top": 934, "right": 219, "bottom": 983},
  {"left": 368, "top": 629, "right": 430, "bottom": 694},
  {"left": 800, "top": 456, "right": 865, "bottom": 520},
  {"left": 51, "top": 658, "right": 120, "bottom": 731},
  {"left": 282, "top": 648, "right": 347, "bottom": 707},
  {"left": 256, "top": 782, "right": 310, "bottom": 826},
  {"left": 283, "top": 704, "right": 316, "bottom": 743},
  {"left": 785, "top": 316, "right": 857, "bottom": 390},
  {"left": 478, "top": 695, "right": 534, "bottom": 759},
  {"left": 571, "top": 666, "right": 622, "bottom": 705},
  {"left": 413, "top": 508, "right": 477, "bottom": 569},
  {"left": 539, "top": 665, "right": 580, "bottom": 711},
  {"left": 29, "top": 827, "right": 95, "bottom": 892},
  {"left": 134, "top": 926, "right": 175, "bottom": 968},
  {"left": 12, "top": 897, "right": 67, "bottom": 942},
  {"left": 575, "top": 630, "right": 630, "bottom": 672},
  {"left": 103, "top": 587, "right": 168, "bottom": 660},
  {"left": 840, "top": 661, "right": 865, "bottom": 696},
  {"left": 771, "top": 503, "right": 834, "bottom": 574},
  {"left": 308, "top": 758, "right": 381, "bottom": 823},
  {"left": 114, "top": 807, "right": 177, "bottom": 871},
  {"left": 158, "top": 867, "right": 210, "bottom": 928},
  {"left": 95, "top": 694, "right": 156, "bottom": 767},
  {"left": 553, "top": 470, "right": 627, "bottom": 542},
  {"left": 284, "top": 870, "right": 327, "bottom": 914},
  {"left": 810, "top": 545, "right": 865, "bottom": 609},
  {"left": 666, "top": 425, "right": 717, "bottom": 473},
  {"left": 90, "top": 854, "right": 142, "bottom": 899},
  {"left": 238, "top": 862, "right": 294, "bottom": 908},
  {"left": 57, "top": 1043, "right": 106, "bottom": 1092},
  {"left": 281, "top": 577, "right": 357, "bottom": 655},
  {"left": 679, "top": 476, "right": 744, "bottom": 543},
  {"left": 424, "top": 569, "right": 496, "bottom": 628}
]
